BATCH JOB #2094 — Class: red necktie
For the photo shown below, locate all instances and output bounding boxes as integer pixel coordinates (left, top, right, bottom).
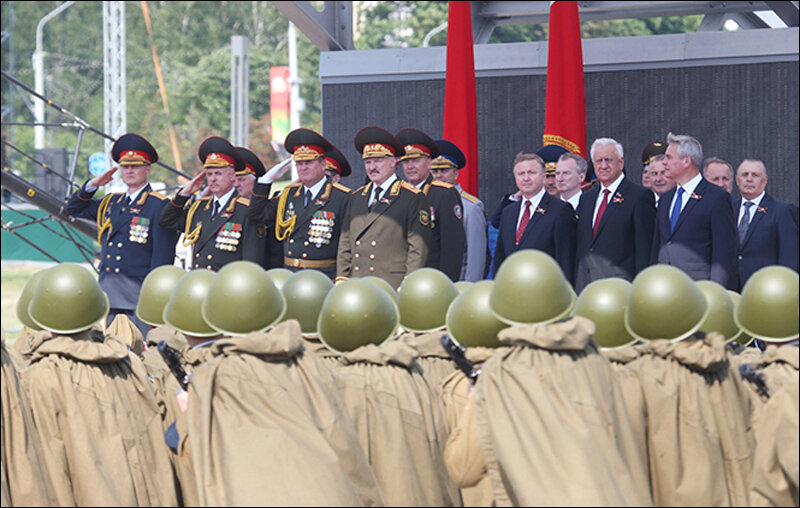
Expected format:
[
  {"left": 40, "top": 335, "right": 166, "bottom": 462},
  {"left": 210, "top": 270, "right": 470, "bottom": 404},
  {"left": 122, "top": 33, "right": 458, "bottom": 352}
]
[
  {"left": 515, "top": 200, "right": 531, "bottom": 245},
  {"left": 593, "top": 189, "right": 610, "bottom": 237}
]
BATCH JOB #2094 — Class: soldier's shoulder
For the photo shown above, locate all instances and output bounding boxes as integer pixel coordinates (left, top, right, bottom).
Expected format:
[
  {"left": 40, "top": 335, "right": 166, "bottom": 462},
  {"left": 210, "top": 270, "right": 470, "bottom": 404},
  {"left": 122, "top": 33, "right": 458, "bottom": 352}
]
[
  {"left": 235, "top": 196, "right": 250, "bottom": 206},
  {"left": 459, "top": 191, "right": 479, "bottom": 204},
  {"left": 400, "top": 181, "right": 421, "bottom": 194},
  {"left": 332, "top": 182, "right": 351, "bottom": 193},
  {"left": 431, "top": 180, "right": 455, "bottom": 190},
  {"left": 353, "top": 184, "right": 369, "bottom": 195},
  {"left": 146, "top": 191, "right": 168, "bottom": 201}
]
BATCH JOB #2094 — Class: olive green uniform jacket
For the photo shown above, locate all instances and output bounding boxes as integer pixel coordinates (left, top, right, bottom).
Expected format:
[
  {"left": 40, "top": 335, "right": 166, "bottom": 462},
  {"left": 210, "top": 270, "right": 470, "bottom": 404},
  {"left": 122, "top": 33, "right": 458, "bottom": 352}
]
[
  {"left": 419, "top": 174, "right": 466, "bottom": 282},
  {"left": 445, "top": 317, "right": 652, "bottom": 507},
  {"left": 176, "top": 321, "right": 384, "bottom": 507},
  {"left": 248, "top": 178, "right": 351, "bottom": 278},
  {"left": 2, "top": 339, "right": 57, "bottom": 507},
  {"left": 19, "top": 330, "right": 179, "bottom": 506},
  {"left": 332, "top": 340, "right": 461, "bottom": 507},
  {"left": 158, "top": 191, "right": 265, "bottom": 270},
  {"left": 624, "top": 333, "right": 755, "bottom": 507},
  {"left": 337, "top": 179, "right": 431, "bottom": 290}
]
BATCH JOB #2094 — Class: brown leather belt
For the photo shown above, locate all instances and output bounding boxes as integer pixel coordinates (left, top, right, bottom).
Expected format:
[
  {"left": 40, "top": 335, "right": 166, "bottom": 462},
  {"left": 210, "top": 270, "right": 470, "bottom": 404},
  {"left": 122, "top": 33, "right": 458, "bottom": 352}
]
[{"left": 284, "top": 257, "right": 336, "bottom": 269}]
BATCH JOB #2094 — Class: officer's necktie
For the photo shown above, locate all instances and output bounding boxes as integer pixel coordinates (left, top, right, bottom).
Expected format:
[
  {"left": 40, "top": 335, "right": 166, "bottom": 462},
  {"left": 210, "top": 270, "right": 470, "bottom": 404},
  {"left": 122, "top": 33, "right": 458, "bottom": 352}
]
[
  {"left": 211, "top": 200, "right": 219, "bottom": 217},
  {"left": 738, "top": 201, "right": 753, "bottom": 245},
  {"left": 515, "top": 200, "right": 531, "bottom": 246},
  {"left": 121, "top": 195, "right": 131, "bottom": 212},
  {"left": 305, "top": 190, "right": 312, "bottom": 208},
  {"left": 670, "top": 187, "right": 684, "bottom": 232},
  {"left": 370, "top": 186, "right": 382, "bottom": 209},
  {"left": 593, "top": 189, "right": 610, "bottom": 237}
]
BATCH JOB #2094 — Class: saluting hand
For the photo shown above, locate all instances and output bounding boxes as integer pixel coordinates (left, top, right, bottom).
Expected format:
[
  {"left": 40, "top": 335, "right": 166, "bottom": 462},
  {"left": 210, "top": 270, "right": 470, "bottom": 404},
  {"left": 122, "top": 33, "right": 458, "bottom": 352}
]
[
  {"left": 89, "top": 166, "right": 118, "bottom": 188},
  {"left": 179, "top": 170, "right": 207, "bottom": 197}
]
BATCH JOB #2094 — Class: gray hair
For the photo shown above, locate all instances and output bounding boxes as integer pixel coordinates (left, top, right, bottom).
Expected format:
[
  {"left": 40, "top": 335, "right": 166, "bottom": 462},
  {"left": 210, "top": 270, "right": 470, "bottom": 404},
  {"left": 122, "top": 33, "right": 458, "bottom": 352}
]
[
  {"left": 736, "top": 158, "right": 768, "bottom": 178},
  {"left": 701, "top": 157, "right": 733, "bottom": 176},
  {"left": 557, "top": 152, "right": 588, "bottom": 175},
  {"left": 590, "top": 138, "right": 624, "bottom": 161},
  {"left": 666, "top": 132, "right": 703, "bottom": 169}
]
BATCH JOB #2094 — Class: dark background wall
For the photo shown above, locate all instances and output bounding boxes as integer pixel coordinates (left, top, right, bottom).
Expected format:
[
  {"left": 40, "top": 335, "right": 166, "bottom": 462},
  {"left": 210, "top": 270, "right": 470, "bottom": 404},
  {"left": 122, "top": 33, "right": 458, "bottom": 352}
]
[{"left": 322, "top": 60, "right": 799, "bottom": 217}]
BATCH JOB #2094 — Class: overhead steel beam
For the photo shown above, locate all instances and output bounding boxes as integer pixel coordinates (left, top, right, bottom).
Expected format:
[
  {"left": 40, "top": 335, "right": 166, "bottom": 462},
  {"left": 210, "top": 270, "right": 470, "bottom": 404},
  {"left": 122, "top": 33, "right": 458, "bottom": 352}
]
[
  {"left": 730, "top": 11, "right": 772, "bottom": 29},
  {"left": 697, "top": 12, "right": 729, "bottom": 31},
  {"left": 765, "top": 0, "right": 799, "bottom": 26},
  {"left": 270, "top": 1, "right": 353, "bottom": 51},
  {"left": 472, "top": 1, "right": 771, "bottom": 26}
]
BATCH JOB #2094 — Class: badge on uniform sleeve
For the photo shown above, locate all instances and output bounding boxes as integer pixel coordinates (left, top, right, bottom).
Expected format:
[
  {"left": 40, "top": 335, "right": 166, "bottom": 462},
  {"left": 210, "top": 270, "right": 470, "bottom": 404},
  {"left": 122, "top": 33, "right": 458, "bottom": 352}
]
[
  {"left": 453, "top": 204, "right": 463, "bottom": 220},
  {"left": 419, "top": 210, "right": 430, "bottom": 227}
]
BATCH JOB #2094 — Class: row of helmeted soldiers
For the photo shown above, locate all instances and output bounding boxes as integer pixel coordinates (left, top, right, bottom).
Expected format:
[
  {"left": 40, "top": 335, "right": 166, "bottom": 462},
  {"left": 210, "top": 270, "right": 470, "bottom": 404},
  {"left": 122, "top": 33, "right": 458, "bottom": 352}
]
[{"left": 3, "top": 250, "right": 798, "bottom": 507}]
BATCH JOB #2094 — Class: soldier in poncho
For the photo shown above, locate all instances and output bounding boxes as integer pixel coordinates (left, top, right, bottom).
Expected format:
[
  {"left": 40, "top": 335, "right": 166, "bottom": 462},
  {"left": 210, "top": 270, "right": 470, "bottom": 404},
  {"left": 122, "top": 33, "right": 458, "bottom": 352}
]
[
  {"left": 19, "top": 263, "right": 179, "bottom": 506},
  {"left": 318, "top": 278, "right": 460, "bottom": 507},
  {"left": 173, "top": 261, "right": 384, "bottom": 506}
]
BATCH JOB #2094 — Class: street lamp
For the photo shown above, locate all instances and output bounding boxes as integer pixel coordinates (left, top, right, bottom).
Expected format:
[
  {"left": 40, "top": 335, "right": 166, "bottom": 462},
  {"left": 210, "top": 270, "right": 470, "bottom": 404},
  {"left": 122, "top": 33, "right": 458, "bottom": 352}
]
[{"left": 33, "top": 1, "right": 75, "bottom": 149}]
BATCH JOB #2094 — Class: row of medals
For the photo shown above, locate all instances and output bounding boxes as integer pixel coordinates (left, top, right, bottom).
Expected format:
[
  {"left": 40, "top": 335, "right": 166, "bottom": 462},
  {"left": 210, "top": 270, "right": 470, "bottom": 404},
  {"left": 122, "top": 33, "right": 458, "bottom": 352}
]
[
  {"left": 129, "top": 225, "right": 149, "bottom": 244},
  {"left": 216, "top": 229, "right": 241, "bottom": 251},
  {"left": 309, "top": 217, "right": 333, "bottom": 247}
]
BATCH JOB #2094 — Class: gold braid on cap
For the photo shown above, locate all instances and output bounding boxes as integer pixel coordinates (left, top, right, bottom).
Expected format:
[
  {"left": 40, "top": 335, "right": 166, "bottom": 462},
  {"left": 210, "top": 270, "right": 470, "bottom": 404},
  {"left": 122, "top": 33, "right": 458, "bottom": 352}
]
[
  {"left": 95, "top": 194, "right": 115, "bottom": 243},
  {"left": 182, "top": 199, "right": 204, "bottom": 246},
  {"left": 275, "top": 188, "right": 296, "bottom": 241}
]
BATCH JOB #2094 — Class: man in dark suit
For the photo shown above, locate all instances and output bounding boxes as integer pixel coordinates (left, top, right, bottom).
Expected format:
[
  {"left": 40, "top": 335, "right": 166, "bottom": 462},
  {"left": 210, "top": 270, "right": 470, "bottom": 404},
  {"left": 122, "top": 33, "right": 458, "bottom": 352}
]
[
  {"left": 67, "top": 133, "right": 178, "bottom": 337},
  {"left": 651, "top": 133, "right": 738, "bottom": 289},
  {"left": 159, "top": 136, "right": 265, "bottom": 271},
  {"left": 734, "top": 158, "right": 798, "bottom": 289},
  {"left": 247, "top": 128, "right": 351, "bottom": 280},
  {"left": 492, "top": 151, "right": 576, "bottom": 283},
  {"left": 336, "top": 126, "right": 432, "bottom": 290},
  {"left": 396, "top": 128, "right": 466, "bottom": 282},
  {"left": 574, "top": 138, "right": 655, "bottom": 293}
]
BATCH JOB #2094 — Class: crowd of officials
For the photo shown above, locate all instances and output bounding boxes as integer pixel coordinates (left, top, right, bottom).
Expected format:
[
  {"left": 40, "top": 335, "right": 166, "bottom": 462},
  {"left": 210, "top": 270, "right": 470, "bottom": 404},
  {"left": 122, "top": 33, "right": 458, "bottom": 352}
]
[{"left": 1, "top": 126, "right": 798, "bottom": 506}]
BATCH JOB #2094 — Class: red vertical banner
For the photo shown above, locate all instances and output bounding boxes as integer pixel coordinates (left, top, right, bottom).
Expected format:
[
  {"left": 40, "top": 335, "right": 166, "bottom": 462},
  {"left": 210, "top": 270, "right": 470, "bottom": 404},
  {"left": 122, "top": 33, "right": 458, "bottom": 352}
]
[
  {"left": 443, "top": 1, "right": 479, "bottom": 196},
  {"left": 270, "top": 66, "right": 291, "bottom": 154},
  {"left": 543, "top": 1, "right": 586, "bottom": 157}
]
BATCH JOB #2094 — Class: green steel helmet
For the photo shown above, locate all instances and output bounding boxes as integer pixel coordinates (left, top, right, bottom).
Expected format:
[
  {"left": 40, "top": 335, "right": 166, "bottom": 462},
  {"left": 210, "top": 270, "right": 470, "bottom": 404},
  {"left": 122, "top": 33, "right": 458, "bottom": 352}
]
[
  {"left": 265, "top": 267, "right": 293, "bottom": 290},
  {"left": 397, "top": 267, "right": 460, "bottom": 333},
  {"left": 446, "top": 280, "right": 507, "bottom": 348},
  {"left": 363, "top": 276, "right": 398, "bottom": 302},
  {"left": 318, "top": 279, "right": 399, "bottom": 354},
  {"left": 454, "top": 281, "right": 474, "bottom": 293},
  {"left": 624, "top": 264, "right": 708, "bottom": 342},
  {"left": 16, "top": 269, "right": 47, "bottom": 331},
  {"left": 573, "top": 278, "right": 636, "bottom": 349},
  {"left": 202, "top": 261, "right": 286, "bottom": 336},
  {"left": 489, "top": 249, "right": 576, "bottom": 325},
  {"left": 136, "top": 265, "right": 187, "bottom": 326},
  {"left": 727, "top": 290, "right": 754, "bottom": 347},
  {"left": 734, "top": 266, "right": 799, "bottom": 343},
  {"left": 281, "top": 269, "right": 334, "bottom": 337},
  {"left": 696, "top": 280, "right": 743, "bottom": 344},
  {"left": 163, "top": 269, "right": 218, "bottom": 337},
  {"left": 28, "top": 263, "right": 109, "bottom": 334}
]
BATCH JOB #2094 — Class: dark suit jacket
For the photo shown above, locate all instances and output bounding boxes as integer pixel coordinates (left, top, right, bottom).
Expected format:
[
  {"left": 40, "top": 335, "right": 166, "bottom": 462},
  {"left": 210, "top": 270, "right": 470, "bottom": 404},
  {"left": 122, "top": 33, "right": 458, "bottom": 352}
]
[
  {"left": 735, "top": 193, "right": 799, "bottom": 289},
  {"left": 651, "top": 178, "right": 738, "bottom": 289},
  {"left": 67, "top": 182, "right": 178, "bottom": 310},
  {"left": 420, "top": 174, "right": 466, "bottom": 282},
  {"left": 337, "top": 179, "right": 432, "bottom": 290},
  {"left": 248, "top": 177, "right": 351, "bottom": 279},
  {"left": 574, "top": 177, "right": 655, "bottom": 292},
  {"left": 492, "top": 191, "right": 577, "bottom": 283},
  {"left": 159, "top": 190, "right": 265, "bottom": 271}
]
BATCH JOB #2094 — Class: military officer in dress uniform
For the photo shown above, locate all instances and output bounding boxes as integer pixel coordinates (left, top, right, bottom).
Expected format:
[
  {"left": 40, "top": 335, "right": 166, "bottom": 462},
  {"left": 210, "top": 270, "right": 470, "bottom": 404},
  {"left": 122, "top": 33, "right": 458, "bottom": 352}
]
[
  {"left": 396, "top": 128, "right": 466, "bottom": 282},
  {"left": 158, "top": 136, "right": 265, "bottom": 271},
  {"left": 67, "top": 133, "right": 178, "bottom": 337},
  {"left": 430, "top": 139, "right": 489, "bottom": 282},
  {"left": 324, "top": 145, "right": 351, "bottom": 185},
  {"left": 337, "top": 126, "right": 432, "bottom": 290},
  {"left": 247, "top": 128, "right": 351, "bottom": 280}
]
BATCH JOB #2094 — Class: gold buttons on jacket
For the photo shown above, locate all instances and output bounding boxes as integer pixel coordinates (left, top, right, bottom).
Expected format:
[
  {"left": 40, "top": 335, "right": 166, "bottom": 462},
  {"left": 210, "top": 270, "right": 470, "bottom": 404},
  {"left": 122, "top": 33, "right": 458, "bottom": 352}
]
[
  {"left": 116, "top": 256, "right": 121, "bottom": 261},
  {"left": 354, "top": 267, "right": 360, "bottom": 272},
  {"left": 117, "top": 242, "right": 123, "bottom": 248},
  {"left": 356, "top": 240, "right": 361, "bottom": 246},
  {"left": 371, "top": 241, "right": 377, "bottom": 247},
  {"left": 354, "top": 253, "right": 360, "bottom": 259},
  {"left": 207, "top": 254, "right": 213, "bottom": 260},
  {"left": 369, "top": 254, "right": 375, "bottom": 260},
  {"left": 114, "top": 268, "right": 120, "bottom": 273}
]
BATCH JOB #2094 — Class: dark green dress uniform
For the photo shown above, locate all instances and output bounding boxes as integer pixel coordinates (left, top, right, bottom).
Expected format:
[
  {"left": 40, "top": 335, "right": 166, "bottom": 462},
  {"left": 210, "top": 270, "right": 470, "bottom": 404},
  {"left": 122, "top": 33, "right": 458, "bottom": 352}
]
[
  {"left": 248, "top": 177, "right": 351, "bottom": 279},
  {"left": 158, "top": 191, "right": 263, "bottom": 271},
  {"left": 337, "top": 177, "right": 431, "bottom": 290},
  {"left": 419, "top": 173, "right": 466, "bottom": 281}
]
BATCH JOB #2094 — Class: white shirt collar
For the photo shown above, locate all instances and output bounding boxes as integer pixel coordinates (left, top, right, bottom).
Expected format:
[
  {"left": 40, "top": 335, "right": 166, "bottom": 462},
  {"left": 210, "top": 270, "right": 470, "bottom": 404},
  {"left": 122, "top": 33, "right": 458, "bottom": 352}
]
[
  {"left": 214, "top": 187, "right": 236, "bottom": 210},
  {"left": 375, "top": 174, "right": 397, "bottom": 194},
  {"left": 521, "top": 187, "right": 546, "bottom": 213},
  {"left": 303, "top": 177, "right": 326, "bottom": 202},
  {"left": 126, "top": 184, "right": 147, "bottom": 203},
  {"left": 679, "top": 172, "right": 703, "bottom": 198},
  {"left": 600, "top": 173, "right": 625, "bottom": 196},
  {"left": 742, "top": 191, "right": 765, "bottom": 208}
]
